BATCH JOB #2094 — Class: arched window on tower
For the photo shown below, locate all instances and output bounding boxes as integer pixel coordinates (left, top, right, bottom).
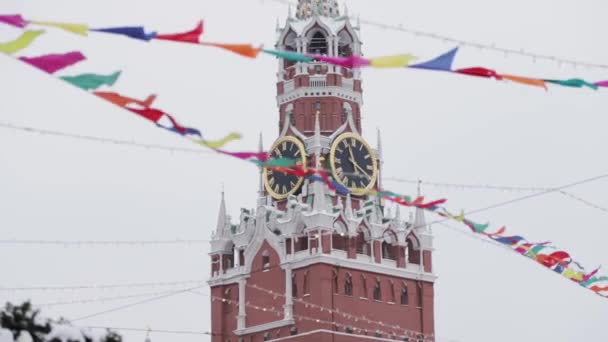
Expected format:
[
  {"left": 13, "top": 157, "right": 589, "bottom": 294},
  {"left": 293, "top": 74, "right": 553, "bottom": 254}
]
[
  {"left": 373, "top": 278, "right": 382, "bottom": 301},
  {"left": 407, "top": 236, "right": 420, "bottom": 265},
  {"left": 381, "top": 231, "right": 397, "bottom": 261},
  {"left": 262, "top": 250, "right": 270, "bottom": 270},
  {"left": 303, "top": 271, "right": 310, "bottom": 295},
  {"left": 361, "top": 275, "right": 368, "bottom": 298},
  {"left": 390, "top": 280, "right": 396, "bottom": 303},
  {"left": 332, "top": 270, "right": 339, "bottom": 294},
  {"left": 400, "top": 283, "right": 409, "bottom": 305},
  {"left": 292, "top": 272, "right": 298, "bottom": 298},
  {"left": 356, "top": 228, "right": 371, "bottom": 256},
  {"left": 308, "top": 31, "right": 328, "bottom": 55},
  {"left": 344, "top": 273, "right": 353, "bottom": 296},
  {"left": 283, "top": 31, "right": 297, "bottom": 69},
  {"left": 338, "top": 30, "right": 354, "bottom": 57}
]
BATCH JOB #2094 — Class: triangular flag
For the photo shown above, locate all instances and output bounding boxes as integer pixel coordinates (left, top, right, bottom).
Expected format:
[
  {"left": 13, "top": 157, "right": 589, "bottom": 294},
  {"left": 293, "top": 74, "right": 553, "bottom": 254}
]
[
  {"left": 369, "top": 54, "right": 416, "bottom": 68},
  {"left": 0, "top": 14, "right": 27, "bottom": 28},
  {"left": 0, "top": 30, "right": 45, "bottom": 55},
  {"left": 196, "top": 132, "right": 242, "bottom": 149},
  {"left": 92, "top": 27, "right": 157, "bottom": 41},
  {"left": 201, "top": 42, "right": 263, "bottom": 58},
  {"left": 545, "top": 78, "right": 598, "bottom": 90},
  {"left": 263, "top": 49, "right": 314, "bottom": 62},
  {"left": 410, "top": 47, "right": 458, "bottom": 71},
  {"left": 60, "top": 71, "right": 122, "bottom": 90},
  {"left": 314, "top": 55, "right": 370, "bottom": 68},
  {"left": 595, "top": 80, "right": 608, "bottom": 87},
  {"left": 502, "top": 75, "right": 547, "bottom": 89},
  {"left": 455, "top": 67, "right": 502, "bottom": 80},
  {"left": 155, "top": 20, "right": 203, "bottom": 44},
  {"left": 94, "top": 92, "right": 157, "bottom": 107},
  {"left": 19, "top": 51, "right": 86, "bottom": 74},
  {"left": 30, "top": 20, "right": 88, "bottom": 36}
]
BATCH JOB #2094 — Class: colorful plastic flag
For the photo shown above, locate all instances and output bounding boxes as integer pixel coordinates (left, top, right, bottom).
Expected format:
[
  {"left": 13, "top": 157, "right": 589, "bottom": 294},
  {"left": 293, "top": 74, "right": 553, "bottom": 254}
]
[
  {"left": 369, "top": 54, "right": 416, "bottom": 68},
  {"left": 0, "top": 30, "right": 45, "bottom": 55},
  {"left": 196, "top": 132, "right": 242, "bottom": 149},
  {"left": 545, "top": 78, "right": 598, "bottom": 90},
  {"left": 410, "top": 47, "right": 458, "bottom": 71},
  {"left": 61, "top": 71, "right": 121, "bottom": 90},
  {"left": 0, "top": 14, "right": 27, "bottom": 28},
  {"left": 263, "top": 49, "right": 314, "bottom": 63},
  {"left": 19, "top": 51, "right": 86, "bottom": 74},
  {"left": 313, "top": 55, "right": 370, "bottom": 68},
  {"left": 455, "top": 67, "right": 502, "bottom": 80},
  {"left": 596, "top": 80, "right": 608, "bottom": 87},
  {"left": 216, "top": 150, "right": 268, "bottom": 162},
  {"left": 502, "top": 75, "right": 547, "bottom": 89},
  {"left": 30, "top": 20, "right": 88, "bottom": 36},
  {"left": 94, "top": 92, "right": 157, "bottom": 108},
  {"left": 155, "top": 20, "right": 203, "bottom": 44},
  {"left": 92, "top": 27, "right": 157, "bottom": 41},
  {"left": 201, "top": 42, "right": 262, "bottom": 58}
]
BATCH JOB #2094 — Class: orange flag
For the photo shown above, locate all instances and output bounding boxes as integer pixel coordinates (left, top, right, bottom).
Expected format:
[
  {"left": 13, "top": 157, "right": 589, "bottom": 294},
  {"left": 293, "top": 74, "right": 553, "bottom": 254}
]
[
  {"left": 94, "top": 91, "right": 157, "bottom": 108},
  {"left": 201, "top": 42, "right": 263, "bottom": 58},
  {"left": 502, "top": 75, "right": 547, "bottom": 90}
]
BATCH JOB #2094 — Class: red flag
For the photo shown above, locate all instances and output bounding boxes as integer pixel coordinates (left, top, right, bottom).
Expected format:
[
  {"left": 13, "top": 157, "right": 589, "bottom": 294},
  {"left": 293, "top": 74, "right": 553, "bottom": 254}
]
[
  {"left": 455, "top": 67, "right": 502, "bottom": 80},
  {"left": 155, "top": 21, "right": 203, "bottom": 44}
]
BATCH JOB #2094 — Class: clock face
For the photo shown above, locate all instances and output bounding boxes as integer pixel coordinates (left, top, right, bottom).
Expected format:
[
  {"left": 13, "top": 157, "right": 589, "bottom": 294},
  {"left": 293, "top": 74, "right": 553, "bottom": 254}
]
[
  {"left": 330, "top": 133, "right": 378, "bottom": 195},
  {"left": 263, "top": 136, "right": 307, "bottom": 199}
]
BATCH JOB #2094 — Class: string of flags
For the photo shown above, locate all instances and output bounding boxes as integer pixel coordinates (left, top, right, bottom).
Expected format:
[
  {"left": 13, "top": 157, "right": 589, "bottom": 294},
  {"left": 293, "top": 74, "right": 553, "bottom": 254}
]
[
  {"left": 2, "top": 14, "right": 607, "bottom": 90},
  {"left": 1, "top": 16, "right": 607, "bottom": 300}
]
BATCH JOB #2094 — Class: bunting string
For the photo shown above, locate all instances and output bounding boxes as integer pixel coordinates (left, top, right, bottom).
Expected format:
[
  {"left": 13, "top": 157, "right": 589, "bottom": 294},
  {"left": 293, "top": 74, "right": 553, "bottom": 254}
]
[
  {"left": 1, "top": 16, "right": 607, "bottom": 301},
  {"left": 2, "top": 14, "right": 607, "bottom": 90}
]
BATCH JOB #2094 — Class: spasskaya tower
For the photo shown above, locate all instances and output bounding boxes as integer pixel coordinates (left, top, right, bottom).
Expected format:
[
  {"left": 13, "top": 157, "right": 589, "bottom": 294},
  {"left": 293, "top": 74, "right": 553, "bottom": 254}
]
[{"left": 208, "top": 1, "right": 436, "bottom": 341}]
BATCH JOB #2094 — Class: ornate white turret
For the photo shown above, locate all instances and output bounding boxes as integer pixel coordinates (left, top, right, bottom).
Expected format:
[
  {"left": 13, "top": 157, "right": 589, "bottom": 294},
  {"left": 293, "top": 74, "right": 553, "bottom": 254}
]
[{"left": 296, "top": 0, "right": 340, "bottom": 19}]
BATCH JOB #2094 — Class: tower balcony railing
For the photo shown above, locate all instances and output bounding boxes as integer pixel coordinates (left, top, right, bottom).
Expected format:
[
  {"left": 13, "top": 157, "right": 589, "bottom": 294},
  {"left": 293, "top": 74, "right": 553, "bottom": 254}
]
[{"left": 309, "top": 75, "right": 327, "bottom": 88}]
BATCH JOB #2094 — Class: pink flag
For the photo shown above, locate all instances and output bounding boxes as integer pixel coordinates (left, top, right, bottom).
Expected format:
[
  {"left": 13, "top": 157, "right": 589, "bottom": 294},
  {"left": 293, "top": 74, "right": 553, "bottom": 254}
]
[
  {"left": 0, "top": 14, "right": 27, "bottom": 28},
  {"left": 596, "top": 80, "right": 608, "bottom": 87},
  {"left": 313, "top": 55, "right": 370, "bottom": 68},
  {"left": 19, "top": 51, "right": 86, "bottom": 74}
]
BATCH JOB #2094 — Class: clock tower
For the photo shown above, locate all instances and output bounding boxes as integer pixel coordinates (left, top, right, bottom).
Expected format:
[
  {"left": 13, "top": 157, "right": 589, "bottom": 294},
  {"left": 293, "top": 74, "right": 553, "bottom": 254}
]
[{"left": 208, "top": 1, "right": 436, "bottom": 341}]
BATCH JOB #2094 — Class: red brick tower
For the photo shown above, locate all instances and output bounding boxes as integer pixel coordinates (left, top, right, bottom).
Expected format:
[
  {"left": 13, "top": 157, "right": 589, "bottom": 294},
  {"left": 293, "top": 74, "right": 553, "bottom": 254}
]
[{"left": 208, "top": 1, "right": 436, "bottom": 341}]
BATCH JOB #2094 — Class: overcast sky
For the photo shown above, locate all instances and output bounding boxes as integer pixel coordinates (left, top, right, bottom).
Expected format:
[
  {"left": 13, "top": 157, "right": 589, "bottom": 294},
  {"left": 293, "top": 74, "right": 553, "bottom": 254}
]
[{"left": 1, "top": 0, "right": 608, "bottom": 341}]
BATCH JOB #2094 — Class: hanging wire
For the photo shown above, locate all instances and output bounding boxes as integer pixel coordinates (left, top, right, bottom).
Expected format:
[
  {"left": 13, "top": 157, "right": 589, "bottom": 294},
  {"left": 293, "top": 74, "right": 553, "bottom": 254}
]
[{"left": 263, "top": 0, "right": 608, "bottom": 70}]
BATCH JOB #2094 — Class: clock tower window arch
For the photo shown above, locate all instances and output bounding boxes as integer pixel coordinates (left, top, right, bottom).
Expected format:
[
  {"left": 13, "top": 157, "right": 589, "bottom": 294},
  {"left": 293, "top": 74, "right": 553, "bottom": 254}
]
[{"left": 308, "top": 31, "right": 328, "bottom": 55}]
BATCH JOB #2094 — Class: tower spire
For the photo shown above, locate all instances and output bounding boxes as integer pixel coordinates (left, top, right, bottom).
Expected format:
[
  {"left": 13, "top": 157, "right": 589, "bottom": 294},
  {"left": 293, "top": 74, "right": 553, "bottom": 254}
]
[
  {"left": 414, "top": 180, "right": 427, "bottom": 230},
  {"left": 216, "top": 190, "right": 227, "bottom": 234}
]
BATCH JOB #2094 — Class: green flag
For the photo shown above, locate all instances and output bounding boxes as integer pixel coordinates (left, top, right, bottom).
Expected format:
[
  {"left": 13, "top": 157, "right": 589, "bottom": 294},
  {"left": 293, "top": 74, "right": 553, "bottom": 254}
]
[
  {"left": 263, "top": 49, "right": 314, "bottom": 63},
  {"left": 60, "top": 71, "right": 122, "bottom": 91},
  {"left": 545, "top": 78, "right": 598, "bottom": 90}
]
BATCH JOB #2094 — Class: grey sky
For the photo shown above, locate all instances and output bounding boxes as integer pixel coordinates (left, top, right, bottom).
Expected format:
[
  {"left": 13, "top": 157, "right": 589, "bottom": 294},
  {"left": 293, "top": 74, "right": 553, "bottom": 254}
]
[{"left": 1, "top": 0, "right": 608, "bottom": 341}]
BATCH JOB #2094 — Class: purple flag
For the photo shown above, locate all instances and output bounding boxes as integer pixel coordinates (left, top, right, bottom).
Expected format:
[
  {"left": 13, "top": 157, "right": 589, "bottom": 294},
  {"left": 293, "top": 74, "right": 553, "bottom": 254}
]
[
  {"left": 92, "top": 27, "right": 157, "bottom": 41},
  {"left": 410, "top": 47, "right": 458, "bottom": 71},
  {"left": 0, "top": 14, "right": 27, "bottom": 28},
  {"left": 19, "top": 51, "right": 86, "bottom": 74}
]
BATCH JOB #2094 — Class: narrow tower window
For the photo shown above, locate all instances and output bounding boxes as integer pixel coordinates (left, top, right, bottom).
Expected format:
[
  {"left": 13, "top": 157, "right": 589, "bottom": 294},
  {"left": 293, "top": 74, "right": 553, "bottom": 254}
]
[
  {"left": 344, "top": 273, "right": 353, "bottom": 296},
  {"left": 333, "top": 271, "right": 339, "bottom": 294},
  {"left": 292, "top": 272, "right": 298, "bottom": 298},
  {"left": 373, "top": 279, "right": 382, "bottom": 301},
  {"left": 262, "top": 250, "right": 270, "bottom": 270},
  {"left": 308, "top": 31, "right": 328, "bottom": 55},
  {"left": 303, "top": 271, "right": 310, "bottom": 295},
  {"left": 400, "top": 285, "right": 409, "bottom": 305},
  {"left": 361, "top": 275, "right": 368, "bottom": 298}
]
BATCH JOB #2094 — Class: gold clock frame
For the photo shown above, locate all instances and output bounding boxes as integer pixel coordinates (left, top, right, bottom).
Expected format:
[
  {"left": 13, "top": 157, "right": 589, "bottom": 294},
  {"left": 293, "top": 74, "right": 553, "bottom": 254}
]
[
  {"left": 330, "top": 132, "right": 378, "bottom": 196},
  {"left": 263, "top": 135, "right": 307, "bottom": 200}
]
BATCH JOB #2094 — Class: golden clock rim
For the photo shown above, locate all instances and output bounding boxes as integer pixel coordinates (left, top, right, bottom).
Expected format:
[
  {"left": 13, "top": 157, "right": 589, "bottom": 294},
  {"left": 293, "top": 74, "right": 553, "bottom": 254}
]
[
  {"left": 329, "top": 132, "right": 378, "bottom": 196},
  {"left": 263, "top": 135, "right": 307, "bottom": 200}
]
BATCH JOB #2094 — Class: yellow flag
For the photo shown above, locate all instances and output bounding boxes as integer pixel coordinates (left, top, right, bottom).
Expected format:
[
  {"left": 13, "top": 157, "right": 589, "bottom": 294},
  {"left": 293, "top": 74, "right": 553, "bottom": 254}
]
[
  {"left": 370, "top": 54, "right": 416, "bottom": 68},
  {"left": 197, "top": 133, "right": 243, "bottom": 149},
  {"left": 0, "top": 30, "right": 45, "bottom": 55},
  {"left": 31, "top": 20, "right": 89, "bottom": 36}
]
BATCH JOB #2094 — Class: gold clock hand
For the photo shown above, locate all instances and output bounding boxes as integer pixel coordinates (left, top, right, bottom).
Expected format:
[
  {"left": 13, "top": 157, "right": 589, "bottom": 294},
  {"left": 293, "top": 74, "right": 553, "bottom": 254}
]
[
  {"left": 347, "top": 146, "right": 360, "bottom": 174},
  {"left": 351, "top": 161, "right": 372, "bottom": 180}
]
